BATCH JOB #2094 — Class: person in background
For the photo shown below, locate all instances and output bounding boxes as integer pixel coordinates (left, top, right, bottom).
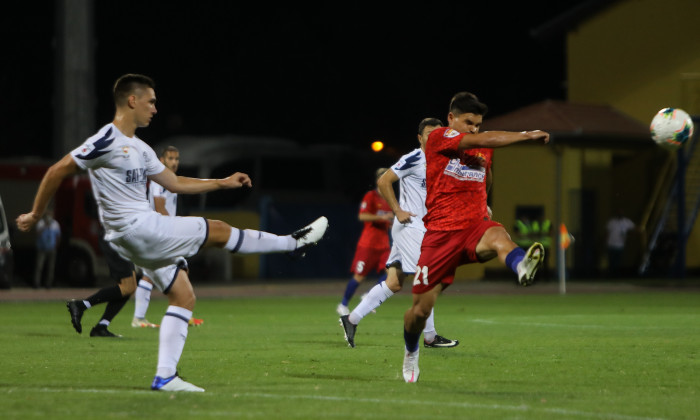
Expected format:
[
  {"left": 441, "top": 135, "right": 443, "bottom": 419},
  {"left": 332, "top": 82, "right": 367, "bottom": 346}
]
[
  {"left": 132, "top": 145, "right": 203, "bottom": 328},
  {"left": 336, "top": 168, "right": 393, "bottom": 317},
  {"left": 33, "top": 209, "right": 60, "bottom": 288},
  {"left": 606, "top": 209, "right": 635, "bottom": 277},
  {"left": 340, "top": 118, "right": 458, "bottom": 349}
]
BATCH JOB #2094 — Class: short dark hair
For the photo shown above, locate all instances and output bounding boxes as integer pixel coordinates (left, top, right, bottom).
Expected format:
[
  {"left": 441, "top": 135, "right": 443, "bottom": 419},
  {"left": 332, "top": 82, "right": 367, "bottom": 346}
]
[
  {"left": 160, "top": 145, "right": 179, "bottom": 158},
  {"left": 418, "top": 117, "right": 443, "bottom": 135},
  {"left": 449, "top": 92, "right": 488, "bottom": 117},
  {"left": 113, "top": 74, "right": 155, "bottom": 106}
]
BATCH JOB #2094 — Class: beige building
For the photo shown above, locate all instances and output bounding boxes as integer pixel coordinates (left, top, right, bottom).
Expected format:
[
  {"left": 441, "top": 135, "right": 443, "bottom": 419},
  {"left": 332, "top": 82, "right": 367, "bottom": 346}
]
[{"left": 457, "top": 0, "right": 700, "bottom": 281}]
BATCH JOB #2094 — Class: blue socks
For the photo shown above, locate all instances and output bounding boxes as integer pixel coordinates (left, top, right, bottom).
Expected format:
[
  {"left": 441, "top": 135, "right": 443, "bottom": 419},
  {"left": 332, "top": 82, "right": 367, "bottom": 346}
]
[
  {"left": 506, "top": 247, "right": 526, "bottom": 274},
  {"left": 404, "top": 329, "right": 421, "bottom": 353},
  {"left": 342, "top": 279, "right": 360, "bottom": 306}
]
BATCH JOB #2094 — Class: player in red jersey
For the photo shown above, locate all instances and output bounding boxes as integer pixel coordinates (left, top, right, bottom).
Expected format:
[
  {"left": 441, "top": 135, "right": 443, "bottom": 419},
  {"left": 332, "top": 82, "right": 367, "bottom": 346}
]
[
  {"left": 337, "top": 168, "right": 394, "bottom": 316},
  {"left": 402, "top": 92, "right": 550, "bottom": 383}
]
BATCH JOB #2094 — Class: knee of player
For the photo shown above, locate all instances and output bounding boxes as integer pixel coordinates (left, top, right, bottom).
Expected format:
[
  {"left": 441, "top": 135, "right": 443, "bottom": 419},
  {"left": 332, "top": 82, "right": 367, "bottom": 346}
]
[
  {"left": 176, "top": 290, "right": 197, "bottom": 310},
  {"left": 385, "top": 276, "right": 402, "bottom": 293},
  {"left": 119, "top": 274, "right": 138, "bottom": 295},
  {"left": 206, "top": 219, "right": 233, "bottom": 247},
  {"left": 352, "top": 273, "right": 366, "bottom": 283},
  {"left": 483, "top": 226, "right": 517, "bottom": 254},
  {"left": 412, "top": 303, "right": 433, "bottom": 320}
]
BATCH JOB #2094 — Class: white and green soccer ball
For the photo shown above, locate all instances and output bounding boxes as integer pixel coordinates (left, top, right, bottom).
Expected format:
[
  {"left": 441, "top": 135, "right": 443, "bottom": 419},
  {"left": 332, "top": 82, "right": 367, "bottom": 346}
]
[{"left": 650, "top": 107, "right": 694, "bottom": 148}]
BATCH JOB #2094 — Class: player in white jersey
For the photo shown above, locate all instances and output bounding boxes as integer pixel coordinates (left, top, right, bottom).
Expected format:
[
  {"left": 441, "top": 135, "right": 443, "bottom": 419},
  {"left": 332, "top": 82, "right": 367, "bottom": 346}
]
[
  {"left": 16, "top": 74, "right": 328, "bottom": 392},
  {"left": 131, "top": 146, "right": 204, "bottom": 328},
  {"left": 340, "top": 118, "right": 458, "bottom": 348}
]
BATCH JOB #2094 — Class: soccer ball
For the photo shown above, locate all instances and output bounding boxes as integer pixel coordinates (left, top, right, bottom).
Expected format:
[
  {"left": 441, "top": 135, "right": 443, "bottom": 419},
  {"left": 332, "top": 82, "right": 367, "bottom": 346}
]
[{"left": 650, "top": 107, "right": 694, "bottom": 147}]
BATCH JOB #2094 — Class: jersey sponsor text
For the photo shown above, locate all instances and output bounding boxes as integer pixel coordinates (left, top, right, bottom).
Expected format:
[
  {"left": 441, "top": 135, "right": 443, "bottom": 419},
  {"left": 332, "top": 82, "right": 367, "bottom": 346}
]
[
  {"left": 125, "top": 168, "right": 147, "bottom": 184},
  {"left": 443, "top": 159, "right": 486, "bottom": 182}
]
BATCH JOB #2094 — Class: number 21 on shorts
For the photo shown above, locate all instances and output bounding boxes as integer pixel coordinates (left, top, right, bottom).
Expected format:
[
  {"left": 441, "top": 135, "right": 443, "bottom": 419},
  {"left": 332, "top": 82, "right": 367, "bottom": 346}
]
[{"left": 413, "top": 265, "right": 429, "bottom": 286}]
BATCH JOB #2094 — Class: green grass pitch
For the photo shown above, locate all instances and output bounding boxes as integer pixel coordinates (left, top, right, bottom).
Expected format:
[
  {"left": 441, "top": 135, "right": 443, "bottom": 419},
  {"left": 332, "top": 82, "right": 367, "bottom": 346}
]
[{"left": 0, "top": 289, "right": 698, "bottom": 419}]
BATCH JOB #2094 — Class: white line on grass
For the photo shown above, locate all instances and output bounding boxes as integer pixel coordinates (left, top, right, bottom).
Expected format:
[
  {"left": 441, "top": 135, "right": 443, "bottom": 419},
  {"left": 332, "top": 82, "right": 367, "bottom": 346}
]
[
  {"left": 470, "top": 318, "right": 690, "bottom": 330},
  {"left": 17, "top": 387, "right": 666, "bottom": 420},
  {"left": 34, "top": 387, "right": 153, "bottom": 395},
  {"left": 236, "top": 392, "right": 666, "bottom": 420}
]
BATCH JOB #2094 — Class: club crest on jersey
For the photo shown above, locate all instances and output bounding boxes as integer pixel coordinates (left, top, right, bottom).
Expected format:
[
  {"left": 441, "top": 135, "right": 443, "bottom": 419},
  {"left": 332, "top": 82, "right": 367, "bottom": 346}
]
[
  {"left": 444, "top": 158, "right": 485, "bottom": 182},
  {"left": 443, "top": 129, "right": 460, "bottom": 138},
  {"left": 79, "top": 143, "right": 95, "bottom": 155}
]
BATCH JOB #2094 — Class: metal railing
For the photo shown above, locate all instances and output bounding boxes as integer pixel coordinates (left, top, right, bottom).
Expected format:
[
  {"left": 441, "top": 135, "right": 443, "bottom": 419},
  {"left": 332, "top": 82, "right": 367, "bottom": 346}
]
[{"left": 639, "top": 117, "right": 700, "bottom": 275}]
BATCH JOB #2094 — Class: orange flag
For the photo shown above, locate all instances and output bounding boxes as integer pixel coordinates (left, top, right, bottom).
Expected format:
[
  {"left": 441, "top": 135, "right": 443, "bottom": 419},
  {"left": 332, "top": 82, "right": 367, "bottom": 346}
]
[{"left": 560, "top": 223, "right": 571, "bottom": 249}]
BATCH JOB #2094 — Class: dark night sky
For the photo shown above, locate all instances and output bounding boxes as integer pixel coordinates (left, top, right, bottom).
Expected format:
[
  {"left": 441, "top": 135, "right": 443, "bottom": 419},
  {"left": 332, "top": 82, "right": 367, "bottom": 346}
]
[{"left": 2, "top": 1, "right": 589, "bottom": 159}]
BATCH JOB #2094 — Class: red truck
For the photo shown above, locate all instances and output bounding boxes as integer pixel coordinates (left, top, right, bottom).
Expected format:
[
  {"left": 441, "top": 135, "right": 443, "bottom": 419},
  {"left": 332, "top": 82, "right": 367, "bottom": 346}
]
[{"left": 0, "top": 159, "right": 104, "bottom": 287}]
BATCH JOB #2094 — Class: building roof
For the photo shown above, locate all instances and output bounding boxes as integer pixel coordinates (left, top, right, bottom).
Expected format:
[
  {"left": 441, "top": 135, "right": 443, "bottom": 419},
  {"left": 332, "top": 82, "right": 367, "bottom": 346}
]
[{"left": 481, "top": 100, "right": 654, "bottom": 147}]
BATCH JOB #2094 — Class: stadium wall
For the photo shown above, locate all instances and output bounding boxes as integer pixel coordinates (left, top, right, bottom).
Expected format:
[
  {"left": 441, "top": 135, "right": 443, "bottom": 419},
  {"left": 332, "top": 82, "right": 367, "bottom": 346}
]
[{"left": 566, "top": 0, "right": 700, "bottom": 271}]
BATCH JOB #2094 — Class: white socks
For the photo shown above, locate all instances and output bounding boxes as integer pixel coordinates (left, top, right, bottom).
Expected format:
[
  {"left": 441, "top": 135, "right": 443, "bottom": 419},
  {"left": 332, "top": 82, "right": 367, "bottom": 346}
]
[
  {"left": 347, "top": 281, "right": 438, "bottom": 342},
  {"left": 134, "top": 279, "right": 152, "bottom": 319},
  {"left": 423, "top": 308, "right": 437, "bottom": 343},
  {"left": 156, "top": 305, "right": 192, "bottom": 379},
  {"left": 348, "top": 281, "right": 394, "bottom": 325},
  {"left": 224, "top": 228, "right": 296, "bottom": 254}
]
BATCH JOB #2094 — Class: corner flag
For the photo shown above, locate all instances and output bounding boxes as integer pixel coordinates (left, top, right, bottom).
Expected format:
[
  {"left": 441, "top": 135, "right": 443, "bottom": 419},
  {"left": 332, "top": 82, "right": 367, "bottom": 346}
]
[{"left": 560, "top": 224, "right": 572, "bottom": 249}]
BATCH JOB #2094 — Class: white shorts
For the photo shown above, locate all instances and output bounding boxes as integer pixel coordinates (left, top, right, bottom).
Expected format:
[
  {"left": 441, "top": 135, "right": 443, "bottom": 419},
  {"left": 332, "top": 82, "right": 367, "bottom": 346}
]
[
  {"left": 108, "top": 212, "right": 208, "bottom": 292},
  {"left": 386, "top": 223, "right": 425, "bottom": 274}
]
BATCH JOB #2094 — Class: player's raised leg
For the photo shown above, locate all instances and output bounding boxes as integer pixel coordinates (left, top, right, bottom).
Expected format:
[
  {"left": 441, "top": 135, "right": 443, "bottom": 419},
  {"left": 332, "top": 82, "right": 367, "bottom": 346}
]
[
  {"left": 206, "top": 217, "right": 328, "bottom": 256},
  {"left": 516, "top": 242, "right": 545, "bottom": 286},
  {"left": 477, "top": 225, "right": 544, "bottom": 286}
]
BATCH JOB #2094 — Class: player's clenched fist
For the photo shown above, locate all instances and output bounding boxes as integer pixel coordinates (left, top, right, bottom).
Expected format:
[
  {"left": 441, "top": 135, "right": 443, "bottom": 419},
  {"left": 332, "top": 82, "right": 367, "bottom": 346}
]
[
  {"left": 16, "top": 212, "right": 40, "bottom": 232},
  {"left": 522, "top": 130, "right": 550, "bottom": 144},
  {"left": 220, "top": 172, "right": 252, "bottom": 189}
]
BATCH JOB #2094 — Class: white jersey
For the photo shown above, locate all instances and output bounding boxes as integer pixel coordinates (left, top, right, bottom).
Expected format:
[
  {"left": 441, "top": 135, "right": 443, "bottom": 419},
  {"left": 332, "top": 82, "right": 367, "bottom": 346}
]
[
  {"left": 149, "top": 181, "right": 178, "bottom": 217},
  {"left": 71, "top": 123, "right": 165, "bottom": 240},
  {"left": 390, "top": 148, "right": 427, "bottom": 232},
  {"left": 606, "top": 217, "right": 635, "bottom": 248}
]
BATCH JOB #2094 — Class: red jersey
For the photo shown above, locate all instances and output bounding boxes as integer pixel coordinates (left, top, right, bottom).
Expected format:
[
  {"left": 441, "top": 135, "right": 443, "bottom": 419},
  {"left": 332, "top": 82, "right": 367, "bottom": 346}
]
[
  {"left": 356, "top": 189, "right": 392, "bottom": 249},
  {"left": 423, "top": 127, "right": 493, "bottom": 231}
]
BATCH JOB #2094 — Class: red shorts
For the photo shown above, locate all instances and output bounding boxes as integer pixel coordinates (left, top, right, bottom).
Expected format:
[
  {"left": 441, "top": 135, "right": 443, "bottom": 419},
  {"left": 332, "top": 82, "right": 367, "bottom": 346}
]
[
  {"left": 350, "top": 245, "right": 390, "bottom": 276},
  {"left": 412, "top": 220, "right": 503, "bottom": 294}
]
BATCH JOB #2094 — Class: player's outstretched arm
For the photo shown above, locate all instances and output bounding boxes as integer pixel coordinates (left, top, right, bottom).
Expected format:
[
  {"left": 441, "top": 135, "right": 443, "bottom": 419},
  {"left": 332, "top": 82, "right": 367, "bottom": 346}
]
[
  {"left": 149, "top": 169, "right": 252, "bottom": 195},
  {"left": 458, "top": 130, "right": 549, "bottom": 149},
  {"left": 16, "top": 154, "right": 80, "bottom": 232}
]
